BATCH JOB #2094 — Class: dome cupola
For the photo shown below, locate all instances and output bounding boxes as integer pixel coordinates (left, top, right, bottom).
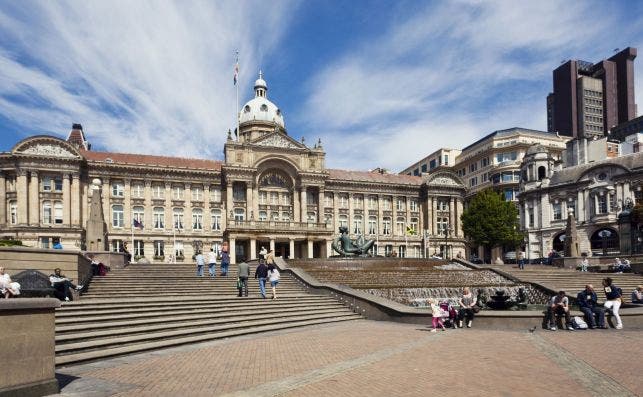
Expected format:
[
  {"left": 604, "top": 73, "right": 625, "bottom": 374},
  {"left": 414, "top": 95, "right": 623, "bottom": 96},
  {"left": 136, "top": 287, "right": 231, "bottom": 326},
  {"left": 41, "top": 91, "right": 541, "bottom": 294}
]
[{"left": 239, "top": 71, "right": 285, "bottom": 132}]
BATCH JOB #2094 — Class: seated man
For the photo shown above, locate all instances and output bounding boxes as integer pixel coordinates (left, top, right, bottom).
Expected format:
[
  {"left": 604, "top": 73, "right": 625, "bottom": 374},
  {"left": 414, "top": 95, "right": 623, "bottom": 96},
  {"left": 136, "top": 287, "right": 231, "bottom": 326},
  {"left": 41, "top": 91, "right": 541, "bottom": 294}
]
[
  {"left": 632, "top": 285, "right": 643, "bottom": 304},
  {"left": 577, "top": 284, "right": 606, "bottom": 329},
  {"left": 49, "top": 268, "right": 82, "bottom": 301},
  {"left": 613, "top": 258, "right": 623, "bottom": 272},
  {"left": 546, "top": 290, "right": 573, "bottom": 331}
]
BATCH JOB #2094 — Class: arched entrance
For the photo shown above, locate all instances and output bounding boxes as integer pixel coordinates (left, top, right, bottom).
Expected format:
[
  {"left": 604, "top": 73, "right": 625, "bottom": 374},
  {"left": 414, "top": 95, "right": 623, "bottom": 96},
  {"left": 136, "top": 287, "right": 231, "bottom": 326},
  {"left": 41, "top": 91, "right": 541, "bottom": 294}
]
[
  {"left": 590, "top": 228, "right": 619, "bottom": 256},
  {"left": 257, "top": 169, "right": 294, "bottom": 222},
  {"left": 552, "top": 232, "right": 566, "bottom": 253}
]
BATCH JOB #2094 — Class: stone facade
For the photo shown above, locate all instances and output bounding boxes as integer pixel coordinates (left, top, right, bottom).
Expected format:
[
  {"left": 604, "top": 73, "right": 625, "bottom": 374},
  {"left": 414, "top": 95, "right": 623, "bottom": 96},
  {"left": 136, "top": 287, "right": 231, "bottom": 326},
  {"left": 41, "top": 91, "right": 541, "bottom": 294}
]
[
  {"left": 519, "top": 144, "right": 643, "bottom": 259},
  {"left": 0, "top": 76, "right": 467, "bottom": 263}
]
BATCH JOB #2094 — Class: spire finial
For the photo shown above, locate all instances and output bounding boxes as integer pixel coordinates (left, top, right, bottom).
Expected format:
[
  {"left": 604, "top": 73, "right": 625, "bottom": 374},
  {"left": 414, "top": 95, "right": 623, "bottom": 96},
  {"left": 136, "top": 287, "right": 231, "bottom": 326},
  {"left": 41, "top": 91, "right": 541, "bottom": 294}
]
[{"left": 259, "top": 70, "right": 263, "bottom": 80}]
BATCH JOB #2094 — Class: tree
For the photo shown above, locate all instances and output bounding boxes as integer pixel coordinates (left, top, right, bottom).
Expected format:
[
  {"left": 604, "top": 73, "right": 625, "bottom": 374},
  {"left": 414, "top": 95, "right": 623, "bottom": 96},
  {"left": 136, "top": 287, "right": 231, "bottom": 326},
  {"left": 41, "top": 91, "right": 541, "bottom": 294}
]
[{"left": 461, "top": 189, "right": 523, "bottom": 257}]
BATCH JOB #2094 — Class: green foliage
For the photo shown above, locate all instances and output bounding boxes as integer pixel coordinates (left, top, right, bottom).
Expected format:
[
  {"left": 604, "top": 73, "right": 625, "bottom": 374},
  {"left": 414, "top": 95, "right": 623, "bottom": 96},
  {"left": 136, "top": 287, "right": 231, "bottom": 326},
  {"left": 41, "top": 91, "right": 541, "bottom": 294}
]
[
  {"left": 460, "top": 189, "right": 523, "bottom": 251},
  {"left": 0, "top": 239, "right": 23, "bottom": 247}
]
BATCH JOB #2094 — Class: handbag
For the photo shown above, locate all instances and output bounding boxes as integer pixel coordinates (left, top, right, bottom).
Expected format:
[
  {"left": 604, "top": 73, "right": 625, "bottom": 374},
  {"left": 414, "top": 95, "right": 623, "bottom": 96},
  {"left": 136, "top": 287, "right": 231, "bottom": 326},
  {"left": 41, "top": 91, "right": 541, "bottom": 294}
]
[
  {"left": 236, "top": 278, "right": 243, "bottom": 289},
  {"left": 472, "top": 306, "right": 480, "bottom": 313}
]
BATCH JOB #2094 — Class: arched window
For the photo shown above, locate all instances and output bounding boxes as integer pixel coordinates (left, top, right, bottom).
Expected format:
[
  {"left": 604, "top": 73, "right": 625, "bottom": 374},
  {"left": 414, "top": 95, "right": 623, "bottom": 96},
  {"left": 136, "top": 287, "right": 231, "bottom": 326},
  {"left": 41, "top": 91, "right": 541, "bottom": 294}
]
[
  {"left": 173, "top": 208, "right": 184, "bottom": 229},
  {"left": 590, "top": 228, "right": 619, "bottom": 256},
  {"left": 42, "top": 201, "right": 52, "bottom": 224},
  {"left": 538, "top": 166, "right": 546, "bottom": 181},
  {"left": 353, "top": 215, "right": 363, "bottom": 234},
  {"left": 211, "top": 209, "right": 221, "bottom": 230},
  {"left": 153, "top": 207, "right": 164, "bottom": 229},
  {"left": 192, "top": 208, "right": 203, "bottom": 230}
]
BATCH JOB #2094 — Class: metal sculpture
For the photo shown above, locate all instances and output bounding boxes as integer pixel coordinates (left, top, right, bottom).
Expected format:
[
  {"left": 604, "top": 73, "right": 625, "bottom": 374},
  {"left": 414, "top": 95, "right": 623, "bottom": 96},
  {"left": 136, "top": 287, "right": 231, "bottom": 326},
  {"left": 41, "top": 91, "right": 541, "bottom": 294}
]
[{"left": 331, "top": 226, "right": 375, "bottom": 256}]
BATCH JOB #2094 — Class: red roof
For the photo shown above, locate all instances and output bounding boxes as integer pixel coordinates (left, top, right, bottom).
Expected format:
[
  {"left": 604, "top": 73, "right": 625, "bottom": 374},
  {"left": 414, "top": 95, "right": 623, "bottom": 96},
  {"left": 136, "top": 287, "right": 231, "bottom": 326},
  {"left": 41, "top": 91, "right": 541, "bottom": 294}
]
[
  {"left": 328, "top": 169, "right": 422, "bottom": 185},
  {"left": 81, "top": 150, "right": 222, "bottom": 171}
]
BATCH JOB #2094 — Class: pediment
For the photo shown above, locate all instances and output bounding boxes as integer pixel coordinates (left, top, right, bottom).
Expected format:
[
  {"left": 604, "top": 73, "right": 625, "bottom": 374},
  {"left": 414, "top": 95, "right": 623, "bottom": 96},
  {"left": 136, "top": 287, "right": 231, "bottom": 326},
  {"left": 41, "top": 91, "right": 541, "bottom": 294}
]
[
  {"left": 425, "top": 172, "right": 465, "bottom": 188},
  {"left": 252, "top": 132, "right": 306, "bottom": 150},
  {"left": 12, "top": 136, "right": 81, "bottom": 159}
]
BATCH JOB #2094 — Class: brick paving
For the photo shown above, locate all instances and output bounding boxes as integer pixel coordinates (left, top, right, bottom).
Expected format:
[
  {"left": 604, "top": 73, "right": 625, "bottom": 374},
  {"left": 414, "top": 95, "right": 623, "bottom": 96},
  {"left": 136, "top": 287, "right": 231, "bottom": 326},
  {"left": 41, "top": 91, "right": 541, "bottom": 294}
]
[{"left": 52, "top": 321, "right": 641, "bottom": 397}]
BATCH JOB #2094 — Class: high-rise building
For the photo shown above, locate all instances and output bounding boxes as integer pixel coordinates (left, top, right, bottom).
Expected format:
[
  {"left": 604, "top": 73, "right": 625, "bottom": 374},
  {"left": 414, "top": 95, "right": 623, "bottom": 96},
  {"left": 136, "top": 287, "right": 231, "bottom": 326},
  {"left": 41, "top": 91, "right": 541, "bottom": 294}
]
[{"left": 547, "top": 47, "right": 637, "bottom": 139}]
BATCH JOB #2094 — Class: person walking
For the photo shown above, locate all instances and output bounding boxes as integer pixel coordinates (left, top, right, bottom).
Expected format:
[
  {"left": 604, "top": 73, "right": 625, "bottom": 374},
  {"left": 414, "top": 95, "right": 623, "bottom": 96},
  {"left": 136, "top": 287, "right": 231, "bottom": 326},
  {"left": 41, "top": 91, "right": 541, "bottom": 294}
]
[
  {"left": 457, "top": 287, "right": 476, "bottom": 328},
  {"left": 267, "top": 263, "right": 280, "bottom": 300},
  {"left": 237, "top": 258, "right": 249, "bottom": 297},
  {"left": 266, "top": 249, "right": 275, "bottom": 265},
  {"left": 602, "top": 277, "right": 623, "bottom": 329},
  {"left": 428, "top": 299, "right": 446, "bottom": 332},
  {"left": 259, "top": 246, "right": 267, "bottom": 260},
  {"left": 254, "top": 260, "right": 268, "bottom": 299},
  {"left": 207, "top": 248, "right": 218, "bottom": 278},
  {"left": 195, "top": 251, "right": 205, "bottom": 277},
  {"left": 576, "top": 284, "right": 606, "bottom": 329},
  {"left": 221, "top": 250, "right": 230, "bottom": 277},
  {"left": 517, "top": 252, "right": 526, "bottom": 270}
]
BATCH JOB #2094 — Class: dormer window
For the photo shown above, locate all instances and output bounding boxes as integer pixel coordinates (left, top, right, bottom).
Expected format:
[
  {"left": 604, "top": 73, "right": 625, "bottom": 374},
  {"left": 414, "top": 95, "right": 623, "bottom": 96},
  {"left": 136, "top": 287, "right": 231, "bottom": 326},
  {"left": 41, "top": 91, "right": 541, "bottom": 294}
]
[
  {"left": 260, "top": 104, "right": 268, "bottom": 111},
  {"left": 276, "top": 109, "right": 281, "bottom": 116}
]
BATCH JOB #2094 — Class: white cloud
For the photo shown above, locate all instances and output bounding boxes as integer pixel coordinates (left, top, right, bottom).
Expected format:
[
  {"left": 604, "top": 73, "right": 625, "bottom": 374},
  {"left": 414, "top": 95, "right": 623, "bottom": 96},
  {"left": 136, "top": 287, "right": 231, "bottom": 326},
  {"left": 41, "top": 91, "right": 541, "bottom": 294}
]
[
  {"left": 300, "top": 0, "right": 630, "bottom": 171},
  {"left": 0, "top": 1, "right": 295, "bottom": 158}
]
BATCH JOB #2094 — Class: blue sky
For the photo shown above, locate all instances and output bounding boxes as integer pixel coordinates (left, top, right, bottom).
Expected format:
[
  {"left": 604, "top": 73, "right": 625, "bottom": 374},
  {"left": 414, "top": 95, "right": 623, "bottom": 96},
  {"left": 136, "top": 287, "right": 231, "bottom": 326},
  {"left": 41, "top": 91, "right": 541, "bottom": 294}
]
[{"left": 1, "top": 0, "right": 643, "bottom": 171}]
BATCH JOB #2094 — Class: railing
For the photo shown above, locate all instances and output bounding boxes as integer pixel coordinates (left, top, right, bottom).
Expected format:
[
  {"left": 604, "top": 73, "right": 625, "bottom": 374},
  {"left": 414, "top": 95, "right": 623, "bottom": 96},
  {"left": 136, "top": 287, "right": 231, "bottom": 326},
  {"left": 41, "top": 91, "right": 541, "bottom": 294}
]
[{"left": 226, "top": 219, "right": 332, "bottom": 233}]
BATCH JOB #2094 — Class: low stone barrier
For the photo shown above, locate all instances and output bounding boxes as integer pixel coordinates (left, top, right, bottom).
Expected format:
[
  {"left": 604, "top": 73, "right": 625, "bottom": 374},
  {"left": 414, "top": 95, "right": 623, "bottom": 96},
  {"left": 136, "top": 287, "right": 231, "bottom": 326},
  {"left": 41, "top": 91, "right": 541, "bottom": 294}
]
[{"left": 0, "top": 298, "right": 60, "bottom": 397}]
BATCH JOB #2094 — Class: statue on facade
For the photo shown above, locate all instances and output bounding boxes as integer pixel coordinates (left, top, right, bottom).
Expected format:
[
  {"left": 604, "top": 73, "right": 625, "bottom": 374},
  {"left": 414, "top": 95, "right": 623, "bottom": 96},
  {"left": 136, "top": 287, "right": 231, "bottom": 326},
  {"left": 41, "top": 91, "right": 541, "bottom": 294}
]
[{"left": 331, "top": 226, "right": 375, "bottom": 256}]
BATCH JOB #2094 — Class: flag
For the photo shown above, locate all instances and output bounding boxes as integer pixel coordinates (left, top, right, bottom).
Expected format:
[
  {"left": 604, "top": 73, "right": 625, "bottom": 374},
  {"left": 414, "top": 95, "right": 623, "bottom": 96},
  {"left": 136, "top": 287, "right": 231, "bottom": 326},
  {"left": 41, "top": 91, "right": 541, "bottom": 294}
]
[
  {"left": 406, "top": 225, "right": 416, "bottom": 236},
  {"left": 233, "top": 55, "right": 239, "bottom": 85},
  {"left": 133, "top": 219, "right": 143, "bottom": 229}
]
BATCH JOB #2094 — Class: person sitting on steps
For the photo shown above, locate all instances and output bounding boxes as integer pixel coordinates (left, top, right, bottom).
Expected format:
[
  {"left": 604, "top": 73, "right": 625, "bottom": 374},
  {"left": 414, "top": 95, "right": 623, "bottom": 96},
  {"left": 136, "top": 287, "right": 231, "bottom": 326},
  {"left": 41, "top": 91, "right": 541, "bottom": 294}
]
[
  {"left": 49, "top": 268, "right": 82, "bottom": 301},
  {"left": 546, "top": 290, "right": 573, "bottom": 331},
  {"left": 632, "top": 285, "right": 643, "bottom": 304},
  {"left": 576, "top": 284, "right": 606, "bottom": 329}
]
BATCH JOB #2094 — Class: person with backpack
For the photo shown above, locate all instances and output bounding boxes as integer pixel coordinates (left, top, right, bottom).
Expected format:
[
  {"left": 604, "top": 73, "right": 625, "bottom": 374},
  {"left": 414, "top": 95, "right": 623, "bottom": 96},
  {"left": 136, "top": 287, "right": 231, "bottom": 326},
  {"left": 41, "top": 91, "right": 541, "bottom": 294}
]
[
  {"left": 602, "top": 277, "right": 623, "bottom": 329},
  {"left": 220, "top": 250, "right": 230, "bottom": 277},
  {"left": 576, "top": 284, "right": 606, "bottom": 329},
  {"left": 267, "top": 263, "right": 280, "bottom": 300}
]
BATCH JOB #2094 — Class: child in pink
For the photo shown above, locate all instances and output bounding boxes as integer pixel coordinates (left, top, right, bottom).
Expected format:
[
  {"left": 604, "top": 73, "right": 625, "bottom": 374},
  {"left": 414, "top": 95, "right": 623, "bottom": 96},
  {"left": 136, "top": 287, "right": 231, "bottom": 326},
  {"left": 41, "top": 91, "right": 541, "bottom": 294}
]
[{"left": 429, "top": 299, "right": 446, "bottom": 332}]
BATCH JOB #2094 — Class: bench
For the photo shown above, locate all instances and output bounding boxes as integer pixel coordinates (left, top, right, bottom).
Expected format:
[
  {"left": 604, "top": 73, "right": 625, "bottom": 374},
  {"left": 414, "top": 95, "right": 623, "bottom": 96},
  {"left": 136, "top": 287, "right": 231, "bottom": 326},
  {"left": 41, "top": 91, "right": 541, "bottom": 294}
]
[{"left": 12, "top": 270, "right": 56, "bottom": 298}]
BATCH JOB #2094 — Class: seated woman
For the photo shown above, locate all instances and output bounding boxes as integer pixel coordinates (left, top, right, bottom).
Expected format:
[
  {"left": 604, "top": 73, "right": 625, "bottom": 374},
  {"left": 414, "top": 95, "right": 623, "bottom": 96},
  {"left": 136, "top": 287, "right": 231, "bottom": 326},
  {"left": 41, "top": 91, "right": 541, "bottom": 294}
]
[
  {"left": 458, "top": 287, "right": 476, "bottom": 328},
  {"left": 632, "top": 285, "right": 643, "bottom": 304},
  {"left": 0, "top": 266, "right": 21, "bottom": 298}
]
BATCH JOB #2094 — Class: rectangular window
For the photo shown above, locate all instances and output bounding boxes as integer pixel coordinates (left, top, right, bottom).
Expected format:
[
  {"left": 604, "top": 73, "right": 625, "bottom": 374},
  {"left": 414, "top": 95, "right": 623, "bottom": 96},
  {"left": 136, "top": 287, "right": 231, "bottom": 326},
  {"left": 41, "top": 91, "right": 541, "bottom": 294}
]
[
  {"left": 429, "top": 159, "right": 437, "bottom": 169},
  {"left": 192, "top": 209, "right": 203, "bottom": 230},
  {"left": 338, "top": 215, "right": 348, "bottom": 229},
  {"left": 211, "top": 210, "right": 221, "bottom": 231},
  {"left": 191, "top": 186, "right": 203, "bottom": 201},
  {"left": 152, "top": 184, "right": 164, "bottom": 199},
  {"left": 154, "top": 241, "right": 165, "bottom": 258},
  {"left": 552, "top": 202, "right": 562, "bottom": 220},
  {"left": 306, "top": 192, "right": 318, "bottom": 206},
  {"left": 233, "top": 183, "right": 246, "bottom": 202},
  {"left": 282, "top": 193, "right": 290, "bottom": 205},
  {"left": 111, "top": 239, "right": 124, "bottom": 253},
  {"left": 112, "top": 205, "right": 124, "bottom": 228},
  {"left": 353, "top": 217, "right": 362, "bottom": 234},
  {"left": 528, "top": 208, "right": 534, "bottom": 228},
  {"left": 368, "top": 196, "right": 378, "bottom": 210},
  {"left": 40, "top": 237, "right": 51, "bottom": 249},
  {"left": 133, "top": 240, "right": 144, "bottom": 257},
  {"left": 112, "top": 182, "right": 124, "bottom": 197},
  {"left": 382, "top": 218, "right": 391, "bottom": 235},
  {"left": 132, "top": 206, "right": 144, "bottom": 228},
  {"left": 396, "top": 198, "right": 405, "bottom": 212},
  {"left": 131, "top": 182, "right": 145, "bottom": 198},
  {"left": 409, "top": 200, "right": 418, "bottom": 212},
  {"left": 153, "top": 207, "right": 165, "bottom": 229},
  {"left": 210, "top": 187, "right": 221, "bottom": 202},
  {"left": 353, "top": 195, "right": 363, "bottom": 209},
  {"left": 54, "top": 201, "right": 63, "bottom": 224},
  {"left": 368, "top": 216, "right": 377, "bottom": 234},
  {"left": 270, "top": 192, "right": 279, "bottom": 205},
  {"left": 9, "top": 201, "right": 17, "bottom": 224},
  {"left": 421, "top": 164, "right": 427, "bottom": 172},
  {"left": 234, "top": 208, "right": 245, "bottom": 221},
  {"left": 42, "top": 201, "right": 52, "bottom": 224},
  {"left": 259, "top": 191, "right": 267, "bottom": 204},
  {"left": 173, "top": 208, "right": 184, "bottom": 229},
  {"left": 42, "top": 176, "right": 52, "bottom": 191},
  {"left": 396, "top": 218, "right": 405, "bottom": 236},
  {"left": 597, "top": 195, "right": 608, "bottom": 214},
  {"left": 259, "top": 211, "right": 267, "bottom": 221},
  {"left": 172, "top": 185, "right": 184, "bottom": 200},
  {"left": 444, "top": 154, "right": 449, "bottom": 165},
  {"left": 339, "top": 194, "right": 348, "bottom": 208},
  {"left": 324, "top": 193, "right": 333, "bottom": 207},
  {"left": 382, "top": 197, "right": 391, "bottom": 210},
  {"left": 437, "top": 199, "right": 449, "bottom": 211},
  {"left": 54, "top": 177, "right": 63, "bottom": 192}
]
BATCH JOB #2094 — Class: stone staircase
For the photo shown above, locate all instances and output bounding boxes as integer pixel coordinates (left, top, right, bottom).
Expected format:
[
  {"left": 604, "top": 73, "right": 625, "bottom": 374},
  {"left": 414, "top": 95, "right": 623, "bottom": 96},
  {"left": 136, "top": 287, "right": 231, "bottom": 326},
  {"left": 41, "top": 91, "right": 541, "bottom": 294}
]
[
  {"left": 55, "top": 263, "right": 361, "bottom": 366},
  {"left": 487, "top": 265, "right": 642, "bottom": 303}
]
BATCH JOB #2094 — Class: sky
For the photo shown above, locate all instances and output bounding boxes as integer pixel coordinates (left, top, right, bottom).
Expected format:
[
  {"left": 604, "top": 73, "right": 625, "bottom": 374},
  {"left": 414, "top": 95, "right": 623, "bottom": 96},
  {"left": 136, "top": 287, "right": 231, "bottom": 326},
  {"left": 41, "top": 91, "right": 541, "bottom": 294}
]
[{"left": 1, "top": 0, "right": 642, "bottom": 172}]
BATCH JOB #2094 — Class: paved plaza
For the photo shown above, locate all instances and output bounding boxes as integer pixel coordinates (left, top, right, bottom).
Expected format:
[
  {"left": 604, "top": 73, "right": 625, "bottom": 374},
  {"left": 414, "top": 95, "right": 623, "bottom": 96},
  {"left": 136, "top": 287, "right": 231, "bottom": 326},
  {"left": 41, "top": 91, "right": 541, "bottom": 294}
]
[{"left": 52, "top": 320, "right": 641, "bottom": 397}]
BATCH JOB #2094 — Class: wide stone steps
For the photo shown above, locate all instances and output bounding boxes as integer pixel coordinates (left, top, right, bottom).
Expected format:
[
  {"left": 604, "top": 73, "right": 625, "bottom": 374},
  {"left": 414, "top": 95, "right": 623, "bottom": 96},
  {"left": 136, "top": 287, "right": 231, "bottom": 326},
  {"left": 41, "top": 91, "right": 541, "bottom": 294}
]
[
  {"left": 487, "top": 266, "right": 642, "bottom": 303},
  {"left": 55, "top": 264, "right": 361, "bottom": 366},
  {"left": 55, "top": 315, "right": 361, "bottom": 367}
]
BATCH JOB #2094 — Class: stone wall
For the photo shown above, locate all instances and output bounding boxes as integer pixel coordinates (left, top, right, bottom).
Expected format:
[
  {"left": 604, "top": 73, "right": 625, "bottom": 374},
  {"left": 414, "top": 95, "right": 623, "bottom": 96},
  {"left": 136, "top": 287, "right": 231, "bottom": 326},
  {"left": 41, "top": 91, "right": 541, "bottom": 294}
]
[{"left": 0, "top": 298, "right": 60, "bottom": 397}]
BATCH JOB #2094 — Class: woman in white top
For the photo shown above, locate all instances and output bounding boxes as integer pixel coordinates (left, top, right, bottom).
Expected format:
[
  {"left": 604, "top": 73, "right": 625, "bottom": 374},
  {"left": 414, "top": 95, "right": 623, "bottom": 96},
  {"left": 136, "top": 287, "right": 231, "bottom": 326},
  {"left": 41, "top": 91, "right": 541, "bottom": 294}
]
[
  {"left": 0, "top": 266, "right": 20, "bottom": 298},
  {"left": 267, "top": 264, "right": 280, "bottom": 300}
]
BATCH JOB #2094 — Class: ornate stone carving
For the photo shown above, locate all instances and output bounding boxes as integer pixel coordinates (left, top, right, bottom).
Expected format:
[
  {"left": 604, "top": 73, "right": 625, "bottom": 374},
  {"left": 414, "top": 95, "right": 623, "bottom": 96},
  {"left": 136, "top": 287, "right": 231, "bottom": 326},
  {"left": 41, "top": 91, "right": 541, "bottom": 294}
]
[
  {"left": 430, "top": 176, "right": 461, "bottom": 186},
  {"left": 255, "top": 133, "right": 302, "bottom": 149},
  {"left": 21, "top": 143, "right": 77, "bottom": 158}
]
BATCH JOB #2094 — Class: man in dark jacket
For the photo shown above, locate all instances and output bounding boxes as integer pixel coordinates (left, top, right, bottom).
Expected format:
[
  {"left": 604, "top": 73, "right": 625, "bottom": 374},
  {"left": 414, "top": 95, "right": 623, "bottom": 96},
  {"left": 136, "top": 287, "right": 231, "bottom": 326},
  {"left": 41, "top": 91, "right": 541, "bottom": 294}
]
[
  {"left": 254, "top": 260, "right": 268, "bottom": 298},
  {"left": 577, "top": 284, "right": 606, "bottom": 329}
]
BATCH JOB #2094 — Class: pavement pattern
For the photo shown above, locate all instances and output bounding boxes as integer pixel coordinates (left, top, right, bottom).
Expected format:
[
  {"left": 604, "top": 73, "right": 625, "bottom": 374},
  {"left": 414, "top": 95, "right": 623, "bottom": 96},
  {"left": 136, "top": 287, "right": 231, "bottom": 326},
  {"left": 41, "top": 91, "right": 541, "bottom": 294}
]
[{"left": 51, "top": 320, "right": 642, "bottom": 397}]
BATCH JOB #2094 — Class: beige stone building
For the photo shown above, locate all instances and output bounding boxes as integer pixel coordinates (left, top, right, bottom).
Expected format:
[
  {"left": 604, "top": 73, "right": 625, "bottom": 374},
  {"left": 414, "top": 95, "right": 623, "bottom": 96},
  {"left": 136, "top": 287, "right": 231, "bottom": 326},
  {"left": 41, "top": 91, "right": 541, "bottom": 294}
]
[{"left": 0, "top": 74, "right": 466, "bottom": 263}]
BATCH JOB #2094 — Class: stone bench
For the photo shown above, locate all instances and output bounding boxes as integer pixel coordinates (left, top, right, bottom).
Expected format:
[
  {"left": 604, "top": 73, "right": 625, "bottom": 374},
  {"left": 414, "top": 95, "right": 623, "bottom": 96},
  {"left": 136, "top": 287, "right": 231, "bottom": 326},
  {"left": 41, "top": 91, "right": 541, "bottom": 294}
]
[{"left": 12, "top": 269, "right": 56, "bottom": 298}]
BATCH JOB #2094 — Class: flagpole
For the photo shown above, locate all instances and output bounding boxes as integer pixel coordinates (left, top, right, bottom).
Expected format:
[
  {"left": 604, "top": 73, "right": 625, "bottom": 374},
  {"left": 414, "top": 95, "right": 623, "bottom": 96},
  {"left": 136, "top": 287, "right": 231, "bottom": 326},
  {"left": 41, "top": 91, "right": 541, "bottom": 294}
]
[
  {"left": 235, "top": 50, "right": 239, "bottom": 142},
  {"left": 131, "top": 213, "right": 135, "bottom": 263}
]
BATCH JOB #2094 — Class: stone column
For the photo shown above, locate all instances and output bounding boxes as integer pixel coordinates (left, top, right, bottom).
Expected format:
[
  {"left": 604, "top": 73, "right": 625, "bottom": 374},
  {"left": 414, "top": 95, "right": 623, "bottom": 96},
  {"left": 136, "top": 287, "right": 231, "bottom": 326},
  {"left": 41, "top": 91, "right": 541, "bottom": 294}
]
[
  {"left": 82, "top": 182, "right": 89, "bottom": 228},
  {"left": 203, "top": 185, "right": 211, "bottom": 231},
  {"left": 576, "top": 190, "right": 584, "bottom": 222},
  {"left": 294, "top": 187, "right": 300, "bottom": 222},
  {"left": 333, "top": 192, "right": 340, "bottom": 230},
  {"left": 456, "top": 199, "right": 463, "bottom": 237},
  {"left": 250, "top": 238, "right": 257, "bottom": 260},
  {"left": 16, "top": 170, "right": 28, "bottom": 225},
  {"left": 28, "top": 171, "right": 39, "bottom": 226},
  {"left": 449, "top": 197, "right": 455, "bottom": 232},
  {"left": 270, "top": 239, "right": 275, "bottom": 253},
  {"left": 317, "top": 188, "right": 324, "bottom": 223},
  {"left": 307, "top": 239, "right": 314, "bottom": 258},
  {"left": 101, "top": 177, "right": 110, "bottom": 226},
  {"left": 226, "top": 182, "right": 233, "bottom": 215},
  {"left": 252, "top": 185, "right": 259, "bottom": 222},
  {"left": 184, "top": 183, "right": 192, "bottom": 231},
  {"left": 71, "top": 173, "right": 80, "bottom": 227},
  {"left": 376, "top": 194, "right": 382, "bottom": 237},
  {"left": 325, "top": 240, "right": 332, "bottom": 258},
  {"left": 246, "top": 183, "right": 253, "bottom": 220},
  {"left": 300, "top": 188, "right": 307, "bottom": 223},
  {"left": 348, "top": 192, "right": 354, "bottom": 232},
  {"left": 62, "top": 173, "right": 71, "bottom": 226},
  {"left": 229, "top": 238, "right": 236, "bottom": 265},
  {"left": 289, "top": 239, "right": 295, "bottom": 259},
  {"left": 123, "top": 178, "right": 131, "bottom": 231},
  {"left": 0, "top": 173, "right": 5, "bottom": 225},
  {"left": 431, "top": 197, "right": 437, "bottom": 236},
  {"left": 541, "top": 192, "right": 550, "bottom": 228},
  {"left": 164, "top": 182, "right": 172, "bottom": 230}
]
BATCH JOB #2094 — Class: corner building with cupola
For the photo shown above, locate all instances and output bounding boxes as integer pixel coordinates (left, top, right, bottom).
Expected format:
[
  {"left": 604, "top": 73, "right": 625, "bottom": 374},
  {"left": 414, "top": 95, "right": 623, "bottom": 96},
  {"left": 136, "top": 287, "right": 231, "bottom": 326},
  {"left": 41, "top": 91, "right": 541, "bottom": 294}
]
[{"left": 0, "top": 73, "right": 467, "bottom": 263}]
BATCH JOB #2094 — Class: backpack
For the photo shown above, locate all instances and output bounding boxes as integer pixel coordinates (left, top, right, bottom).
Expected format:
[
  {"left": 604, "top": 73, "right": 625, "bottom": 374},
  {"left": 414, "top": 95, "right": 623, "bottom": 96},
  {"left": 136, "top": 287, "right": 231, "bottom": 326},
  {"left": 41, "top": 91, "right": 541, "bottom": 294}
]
[{"left": 572, "top": 316, "right": 588, "bottom": 330}]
